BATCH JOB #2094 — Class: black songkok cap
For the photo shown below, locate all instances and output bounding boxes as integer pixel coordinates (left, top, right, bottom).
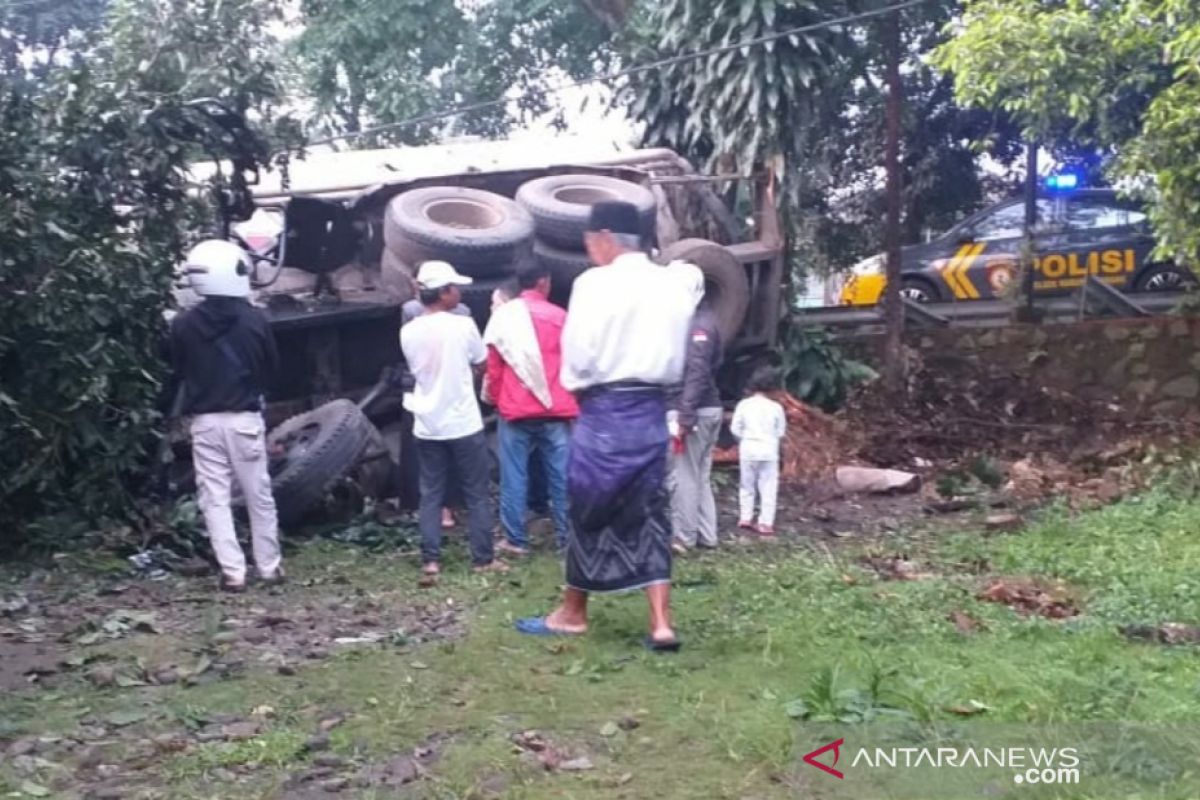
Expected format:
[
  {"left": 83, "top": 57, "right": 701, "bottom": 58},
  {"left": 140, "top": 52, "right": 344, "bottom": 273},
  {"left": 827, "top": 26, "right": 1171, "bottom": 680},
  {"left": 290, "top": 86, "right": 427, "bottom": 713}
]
[{"left": 587, "top": 201, "right": 641, "bottom": 235}]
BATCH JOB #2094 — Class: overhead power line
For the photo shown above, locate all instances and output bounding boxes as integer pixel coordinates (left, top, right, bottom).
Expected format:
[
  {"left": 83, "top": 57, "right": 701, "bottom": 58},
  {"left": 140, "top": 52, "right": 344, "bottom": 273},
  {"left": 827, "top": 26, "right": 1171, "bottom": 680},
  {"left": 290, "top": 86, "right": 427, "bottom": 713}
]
[{"left": 301, "top": 0, "right": 933, "bottom": 152}]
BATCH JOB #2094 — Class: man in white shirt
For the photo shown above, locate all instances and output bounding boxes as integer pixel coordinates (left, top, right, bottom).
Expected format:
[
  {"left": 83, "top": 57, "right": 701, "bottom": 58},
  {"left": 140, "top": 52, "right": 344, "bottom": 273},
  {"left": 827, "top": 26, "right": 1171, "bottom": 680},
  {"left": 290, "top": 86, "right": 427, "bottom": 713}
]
[
  {"left": 400, "top": 261, "right": 507, "bottom": 579},
  {"left": 516, "top": 201, "right": 703, "bottom": 651}
]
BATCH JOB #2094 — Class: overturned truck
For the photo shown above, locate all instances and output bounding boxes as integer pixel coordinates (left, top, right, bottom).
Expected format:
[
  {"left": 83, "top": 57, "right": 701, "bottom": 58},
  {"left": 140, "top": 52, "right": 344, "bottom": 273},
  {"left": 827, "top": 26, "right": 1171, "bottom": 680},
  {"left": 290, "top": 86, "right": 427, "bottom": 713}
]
[{"left": 189, "top": 140, "right": 785, "bottom": 523}]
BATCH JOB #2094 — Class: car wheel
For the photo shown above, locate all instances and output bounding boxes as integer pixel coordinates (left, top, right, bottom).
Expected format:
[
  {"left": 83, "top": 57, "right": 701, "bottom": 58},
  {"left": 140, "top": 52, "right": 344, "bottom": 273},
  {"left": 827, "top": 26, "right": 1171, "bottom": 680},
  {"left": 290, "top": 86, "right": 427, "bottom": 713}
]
[
  {"left": 899, "top": 277, "right": 939, "bottom": 304},
  {"left": 1135, "top": 264, "right": 1196, "bottom": 293}
]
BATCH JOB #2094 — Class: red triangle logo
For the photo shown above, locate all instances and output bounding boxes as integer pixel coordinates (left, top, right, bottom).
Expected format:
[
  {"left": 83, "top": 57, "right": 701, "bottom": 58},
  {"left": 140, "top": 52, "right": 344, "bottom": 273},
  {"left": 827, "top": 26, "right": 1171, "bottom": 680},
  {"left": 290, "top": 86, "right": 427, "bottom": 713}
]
[{"left": 802, "top": 738, "right": 845, "bottom": 780}]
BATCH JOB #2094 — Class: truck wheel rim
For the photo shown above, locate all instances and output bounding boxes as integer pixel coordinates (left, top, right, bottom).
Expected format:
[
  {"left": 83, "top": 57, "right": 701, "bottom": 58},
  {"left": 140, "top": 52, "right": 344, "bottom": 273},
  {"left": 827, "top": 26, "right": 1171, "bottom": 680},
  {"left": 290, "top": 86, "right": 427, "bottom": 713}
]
[{"left": 422, "top": 198, "right": 503, "bottom": 230}]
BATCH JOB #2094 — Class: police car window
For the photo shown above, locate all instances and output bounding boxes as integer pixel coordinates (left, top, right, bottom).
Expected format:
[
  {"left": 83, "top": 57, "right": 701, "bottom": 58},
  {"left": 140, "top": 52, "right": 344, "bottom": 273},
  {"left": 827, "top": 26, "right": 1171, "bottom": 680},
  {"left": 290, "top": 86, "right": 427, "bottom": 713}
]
[
  {"left": 1067, "top": 200, "right": 1146, "bottom": 230},
  {"left": 971, "top": 201, "right": 1051, "bottom": 241}
]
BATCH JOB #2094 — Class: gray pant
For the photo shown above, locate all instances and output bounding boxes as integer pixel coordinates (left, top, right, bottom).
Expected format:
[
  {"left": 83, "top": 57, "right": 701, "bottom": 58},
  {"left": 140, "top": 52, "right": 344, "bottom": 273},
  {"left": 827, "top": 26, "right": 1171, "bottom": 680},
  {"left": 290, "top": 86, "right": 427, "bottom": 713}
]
[
  {"left": 416, "top": 432, "right": 494, "bottom": 566},
  {"left": 667, "top": 406, "right": 722, "bottom": 547}
]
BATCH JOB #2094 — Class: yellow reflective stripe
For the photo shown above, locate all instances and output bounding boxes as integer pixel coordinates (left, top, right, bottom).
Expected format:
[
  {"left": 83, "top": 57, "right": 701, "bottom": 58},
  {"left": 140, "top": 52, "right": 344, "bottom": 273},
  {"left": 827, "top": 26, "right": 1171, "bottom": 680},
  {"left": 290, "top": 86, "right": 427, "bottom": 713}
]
[
  {"left": 941, "top": 245, "right": 972, "bottom": 299},
  {"left": 957, "top": 243, "right": 986, "bottom": 299}
]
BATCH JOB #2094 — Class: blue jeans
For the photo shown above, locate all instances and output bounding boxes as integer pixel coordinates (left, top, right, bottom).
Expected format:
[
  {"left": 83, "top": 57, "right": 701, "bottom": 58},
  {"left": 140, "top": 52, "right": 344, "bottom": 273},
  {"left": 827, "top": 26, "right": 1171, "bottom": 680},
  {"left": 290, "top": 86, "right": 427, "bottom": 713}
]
[{"left": 499, "top": 418, "right": 571, "bottom": 548}]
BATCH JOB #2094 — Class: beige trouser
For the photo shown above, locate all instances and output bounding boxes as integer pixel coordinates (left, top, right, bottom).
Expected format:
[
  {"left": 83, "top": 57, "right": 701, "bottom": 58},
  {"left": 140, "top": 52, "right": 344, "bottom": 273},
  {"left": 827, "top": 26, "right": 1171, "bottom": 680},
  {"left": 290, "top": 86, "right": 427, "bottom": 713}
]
[
  {"left": 667, "top": 407, "right": 723, "bottom": 547},
  {"left": 191, "top": 411, "right": 281, "bottom": 583}
]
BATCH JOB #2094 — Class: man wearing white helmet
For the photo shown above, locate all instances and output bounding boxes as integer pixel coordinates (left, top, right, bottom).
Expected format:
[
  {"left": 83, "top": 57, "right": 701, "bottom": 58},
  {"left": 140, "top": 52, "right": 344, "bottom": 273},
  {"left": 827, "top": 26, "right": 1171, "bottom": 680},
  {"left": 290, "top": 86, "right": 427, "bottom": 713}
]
[{"left": 170, "top": 239, "right": 281, "bottom": 592}]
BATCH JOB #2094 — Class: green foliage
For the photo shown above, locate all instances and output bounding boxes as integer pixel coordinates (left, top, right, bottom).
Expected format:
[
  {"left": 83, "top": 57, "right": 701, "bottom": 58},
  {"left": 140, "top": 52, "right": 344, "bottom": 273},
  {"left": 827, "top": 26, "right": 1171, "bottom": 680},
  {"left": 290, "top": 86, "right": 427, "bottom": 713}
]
[
  {"left": 933, "top": 0, "right": 1200, "bottom": 266},
  {"left": 777, "top": 322, "right": 877, "bottom": 411},
  {"left": 291, "top": 0, "right": 615, "bottom": 144},
  {"left": 623, "top": 0, "right": 1023, "bottom": 282},
  {"left": 624, "top": 0, "right": 853, "bottom": 182},
  {"left": 0, "top": 0, "right": 289, "bottom": 547}
]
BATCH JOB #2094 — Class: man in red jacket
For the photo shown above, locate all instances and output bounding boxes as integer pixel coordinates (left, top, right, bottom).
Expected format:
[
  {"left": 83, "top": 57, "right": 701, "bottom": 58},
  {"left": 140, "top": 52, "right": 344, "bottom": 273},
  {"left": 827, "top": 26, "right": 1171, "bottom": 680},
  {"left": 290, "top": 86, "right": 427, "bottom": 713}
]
[{"left": 484, "top": 262, "right": 580, "bottom": 555}]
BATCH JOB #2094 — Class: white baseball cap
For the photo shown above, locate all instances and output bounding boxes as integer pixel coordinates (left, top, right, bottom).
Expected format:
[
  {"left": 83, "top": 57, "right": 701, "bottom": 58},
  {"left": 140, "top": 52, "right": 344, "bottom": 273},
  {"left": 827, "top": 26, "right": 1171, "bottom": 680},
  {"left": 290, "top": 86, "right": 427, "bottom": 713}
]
[{"left": 417, "top": 260, "right": 473, "bottom": 290}]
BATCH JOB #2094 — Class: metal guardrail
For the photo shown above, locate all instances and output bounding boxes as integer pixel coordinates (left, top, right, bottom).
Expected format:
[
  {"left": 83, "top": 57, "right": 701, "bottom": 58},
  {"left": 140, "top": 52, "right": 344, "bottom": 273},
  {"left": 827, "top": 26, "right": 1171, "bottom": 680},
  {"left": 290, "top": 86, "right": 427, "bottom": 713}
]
[{"left": 796, "top": 289, "right": 1184, "bottom": 333}]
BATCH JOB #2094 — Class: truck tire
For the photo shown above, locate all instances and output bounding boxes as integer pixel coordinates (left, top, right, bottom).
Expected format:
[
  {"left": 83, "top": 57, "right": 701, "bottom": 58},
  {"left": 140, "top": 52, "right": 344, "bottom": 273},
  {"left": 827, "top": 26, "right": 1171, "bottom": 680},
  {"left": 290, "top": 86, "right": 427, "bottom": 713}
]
[
  {"left": 266, "top": 399, "right": 377, "bottom": 526},
  {"left": 384, "top": 186, "right": 534, "bottom": 278},
  {"left": 516, "top": 174, "right": 656, "bottom": 250},
  {"left": 658, "top": 238, "right": 750, "bottom": 344},
  {"left": 459, "top": 276, "right": 513, "bottom": 330},
  {"left": 379, "top": 248, "right": 416, "bottom": 304},
  {"left": 533, "top": 239, "right": 592, "bottom": 308}
]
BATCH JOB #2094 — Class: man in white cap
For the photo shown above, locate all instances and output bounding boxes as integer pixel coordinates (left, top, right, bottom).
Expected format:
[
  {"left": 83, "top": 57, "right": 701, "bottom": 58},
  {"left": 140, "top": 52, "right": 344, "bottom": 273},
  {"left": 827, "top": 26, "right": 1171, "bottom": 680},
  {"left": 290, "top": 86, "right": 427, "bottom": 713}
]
[
  {"left": 170, "top": 239, "right": 281, "bottom": 592},
  {"left": 400, "top": 260, "right": 507, "bottom": 579}
]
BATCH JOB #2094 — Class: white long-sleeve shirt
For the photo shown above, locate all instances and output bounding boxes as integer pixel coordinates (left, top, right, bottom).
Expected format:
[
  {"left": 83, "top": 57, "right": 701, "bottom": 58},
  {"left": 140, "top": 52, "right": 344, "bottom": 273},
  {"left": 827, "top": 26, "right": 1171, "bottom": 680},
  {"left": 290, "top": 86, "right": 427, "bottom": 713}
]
[
  {"left": 560, "top": 252, "right": 703, "bottom": 392},
  {"left": 731, "top": 394, "right": 787, "bottom": 461}
]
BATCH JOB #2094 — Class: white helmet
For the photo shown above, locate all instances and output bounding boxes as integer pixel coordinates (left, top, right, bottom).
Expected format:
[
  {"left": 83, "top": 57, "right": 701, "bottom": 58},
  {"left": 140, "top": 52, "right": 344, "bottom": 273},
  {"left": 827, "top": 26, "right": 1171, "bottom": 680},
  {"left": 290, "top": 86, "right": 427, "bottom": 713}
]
[{"left": 184, "top": 239, "right": 252, "bottom": 298}]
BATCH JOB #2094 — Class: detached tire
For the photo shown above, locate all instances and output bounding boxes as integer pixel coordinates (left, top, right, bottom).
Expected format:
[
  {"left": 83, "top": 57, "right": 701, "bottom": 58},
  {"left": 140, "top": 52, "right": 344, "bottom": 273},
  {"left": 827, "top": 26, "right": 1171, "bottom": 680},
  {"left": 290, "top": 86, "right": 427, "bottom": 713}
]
[
  {"left": 267, "top": 399, "right": 377, "bottom": 526},
  {"left": 533, "top": 240, "right": 592, "bottom": 308},
  {"left": 516, "top": 174, "right": 656, "bottom": 250},
  {"left": 384, "top": 186, "right": 533, "bottom": 278},
  {"left": 658, "top": 238, "right": 750, "bottom": 344}
]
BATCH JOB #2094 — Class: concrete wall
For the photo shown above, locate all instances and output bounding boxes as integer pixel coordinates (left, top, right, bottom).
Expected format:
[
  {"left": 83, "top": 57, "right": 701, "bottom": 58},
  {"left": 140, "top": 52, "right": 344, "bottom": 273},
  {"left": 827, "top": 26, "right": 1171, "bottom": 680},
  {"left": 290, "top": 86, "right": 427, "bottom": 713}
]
[{"left": 902, "top": 317, "right": 1200, "bottom": 417}]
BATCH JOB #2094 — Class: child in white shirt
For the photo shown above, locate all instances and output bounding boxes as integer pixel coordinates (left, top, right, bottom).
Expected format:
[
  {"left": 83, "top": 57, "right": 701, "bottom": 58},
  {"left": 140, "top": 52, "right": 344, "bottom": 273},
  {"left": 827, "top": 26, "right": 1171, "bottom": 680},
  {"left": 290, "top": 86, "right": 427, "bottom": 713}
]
[{"left": 731, "top": 368, "right": 787, "bottom": 537}]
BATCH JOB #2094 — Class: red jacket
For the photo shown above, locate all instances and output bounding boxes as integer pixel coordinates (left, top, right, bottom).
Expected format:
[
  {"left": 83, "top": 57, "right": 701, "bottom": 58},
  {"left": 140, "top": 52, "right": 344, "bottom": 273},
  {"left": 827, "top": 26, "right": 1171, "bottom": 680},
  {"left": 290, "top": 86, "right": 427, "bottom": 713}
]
[{"left": 486, "top": 291, "right": 580, "bottom": 422}]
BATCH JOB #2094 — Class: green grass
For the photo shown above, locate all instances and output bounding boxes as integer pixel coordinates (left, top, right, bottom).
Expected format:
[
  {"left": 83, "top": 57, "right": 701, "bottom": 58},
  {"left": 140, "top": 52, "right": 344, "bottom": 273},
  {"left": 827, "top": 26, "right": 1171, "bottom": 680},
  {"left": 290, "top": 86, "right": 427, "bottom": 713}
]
[{"left": 7, "top": 489, "right": 1200, "bottom": 798}]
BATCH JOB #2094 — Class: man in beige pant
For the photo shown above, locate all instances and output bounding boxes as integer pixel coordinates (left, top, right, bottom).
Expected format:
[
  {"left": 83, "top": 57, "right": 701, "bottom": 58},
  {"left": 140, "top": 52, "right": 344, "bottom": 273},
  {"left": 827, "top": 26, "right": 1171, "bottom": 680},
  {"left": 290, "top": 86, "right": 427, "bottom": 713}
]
[{"left": 171, "top": 240, "right": 282, "bottom": 592}]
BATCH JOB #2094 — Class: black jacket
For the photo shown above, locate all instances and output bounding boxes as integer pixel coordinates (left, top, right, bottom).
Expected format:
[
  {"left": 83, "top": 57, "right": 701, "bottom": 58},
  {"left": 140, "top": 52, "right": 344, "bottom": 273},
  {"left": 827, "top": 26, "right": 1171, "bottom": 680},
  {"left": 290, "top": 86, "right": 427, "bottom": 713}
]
[
  {"left": 169, "top": 297, "right": 278, "bottom": 415},
  {"left": 667, "top": 306, "right": 723, "bottom": 427}
]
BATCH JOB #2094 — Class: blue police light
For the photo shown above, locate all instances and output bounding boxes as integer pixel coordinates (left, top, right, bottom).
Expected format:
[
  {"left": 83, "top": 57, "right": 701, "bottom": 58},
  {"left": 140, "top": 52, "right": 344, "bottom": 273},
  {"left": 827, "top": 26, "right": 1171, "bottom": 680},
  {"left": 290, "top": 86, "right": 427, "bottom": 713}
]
[{"left": 1044, "top": 172, "right": 1080, "bottom": 192}]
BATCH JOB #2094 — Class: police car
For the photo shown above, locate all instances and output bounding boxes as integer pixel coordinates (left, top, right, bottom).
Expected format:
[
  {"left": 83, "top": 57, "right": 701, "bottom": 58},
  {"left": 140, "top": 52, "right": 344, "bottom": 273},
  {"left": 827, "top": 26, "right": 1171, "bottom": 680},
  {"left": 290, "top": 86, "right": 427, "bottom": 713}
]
[{"left": 839, "top": 187, "right": 1194, "bottom": 305}]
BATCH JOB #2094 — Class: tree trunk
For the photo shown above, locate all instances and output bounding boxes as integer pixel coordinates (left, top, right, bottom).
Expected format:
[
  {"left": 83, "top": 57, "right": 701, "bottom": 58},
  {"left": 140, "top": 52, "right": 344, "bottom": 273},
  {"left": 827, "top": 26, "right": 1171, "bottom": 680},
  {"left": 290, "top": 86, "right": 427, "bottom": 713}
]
[{"left": 881, "top": 11, "right": 905, "bottom": 392}]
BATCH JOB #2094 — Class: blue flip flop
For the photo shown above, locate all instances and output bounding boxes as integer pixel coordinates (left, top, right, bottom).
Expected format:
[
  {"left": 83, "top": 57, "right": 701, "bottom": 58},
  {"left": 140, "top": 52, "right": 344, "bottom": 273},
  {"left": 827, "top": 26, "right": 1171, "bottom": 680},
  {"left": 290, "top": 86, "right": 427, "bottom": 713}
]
[
  {"left": 515, "top": 617, "right": 582, "bottom": 637},
  {"left": 643, "top": 635, "right": 682, "bottom": 653}
]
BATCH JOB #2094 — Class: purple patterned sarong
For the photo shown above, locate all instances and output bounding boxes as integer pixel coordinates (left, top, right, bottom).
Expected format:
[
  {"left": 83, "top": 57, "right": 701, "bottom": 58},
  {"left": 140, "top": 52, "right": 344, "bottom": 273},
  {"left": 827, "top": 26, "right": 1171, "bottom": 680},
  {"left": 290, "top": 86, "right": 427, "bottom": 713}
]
[{"left": 565, "top": 385, "right": 672, "bottom": 593}]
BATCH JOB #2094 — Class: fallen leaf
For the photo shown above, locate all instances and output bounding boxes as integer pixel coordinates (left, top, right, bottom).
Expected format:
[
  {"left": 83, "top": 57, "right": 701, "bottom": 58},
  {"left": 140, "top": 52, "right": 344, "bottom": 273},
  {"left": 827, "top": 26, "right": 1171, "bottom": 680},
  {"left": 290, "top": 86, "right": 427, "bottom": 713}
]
[
  {"left": 187, "top": 655, "right": 213, "bottom": 679},
  {"left": 19, "top": 781, "right": 51, "bottom": 797},
  {"left": 318, "top": 713, "right": 348, "bottom": 732},
  {"left": 784, "top": 699, "right": 809, "bottom": 720},
  {"left": 410, "top": 661, "right": 429, "bottom": 670},
  {"left": 948, "top": 610, "right": 981, "bottom": 635},
  {"left": 105, "top": 709, "right": 149, "bottom": 727},
  {"left": 115, "top": 673, "right": 147, "bottom": 689},
  {"left": 947, "top": 700, "right": 991, "bottom": 716},
  {"left": 221, "top": 721, "right": 261, "bottom": 741}
]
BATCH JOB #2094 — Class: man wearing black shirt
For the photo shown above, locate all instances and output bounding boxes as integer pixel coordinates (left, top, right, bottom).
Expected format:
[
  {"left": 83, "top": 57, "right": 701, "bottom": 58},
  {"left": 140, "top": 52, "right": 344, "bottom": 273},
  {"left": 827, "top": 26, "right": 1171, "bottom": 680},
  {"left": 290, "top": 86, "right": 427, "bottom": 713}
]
[{"left": 170, "top": 239, "right": 280, "bottom": 592}]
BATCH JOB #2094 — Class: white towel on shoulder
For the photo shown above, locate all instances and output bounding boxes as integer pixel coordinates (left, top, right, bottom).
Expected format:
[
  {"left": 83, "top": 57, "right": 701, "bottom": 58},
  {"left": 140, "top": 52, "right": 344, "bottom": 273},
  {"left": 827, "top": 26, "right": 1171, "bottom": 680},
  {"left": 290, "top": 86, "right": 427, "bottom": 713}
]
[{"left": 483, "top": 298, "right": 553, "bottom": 409}]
